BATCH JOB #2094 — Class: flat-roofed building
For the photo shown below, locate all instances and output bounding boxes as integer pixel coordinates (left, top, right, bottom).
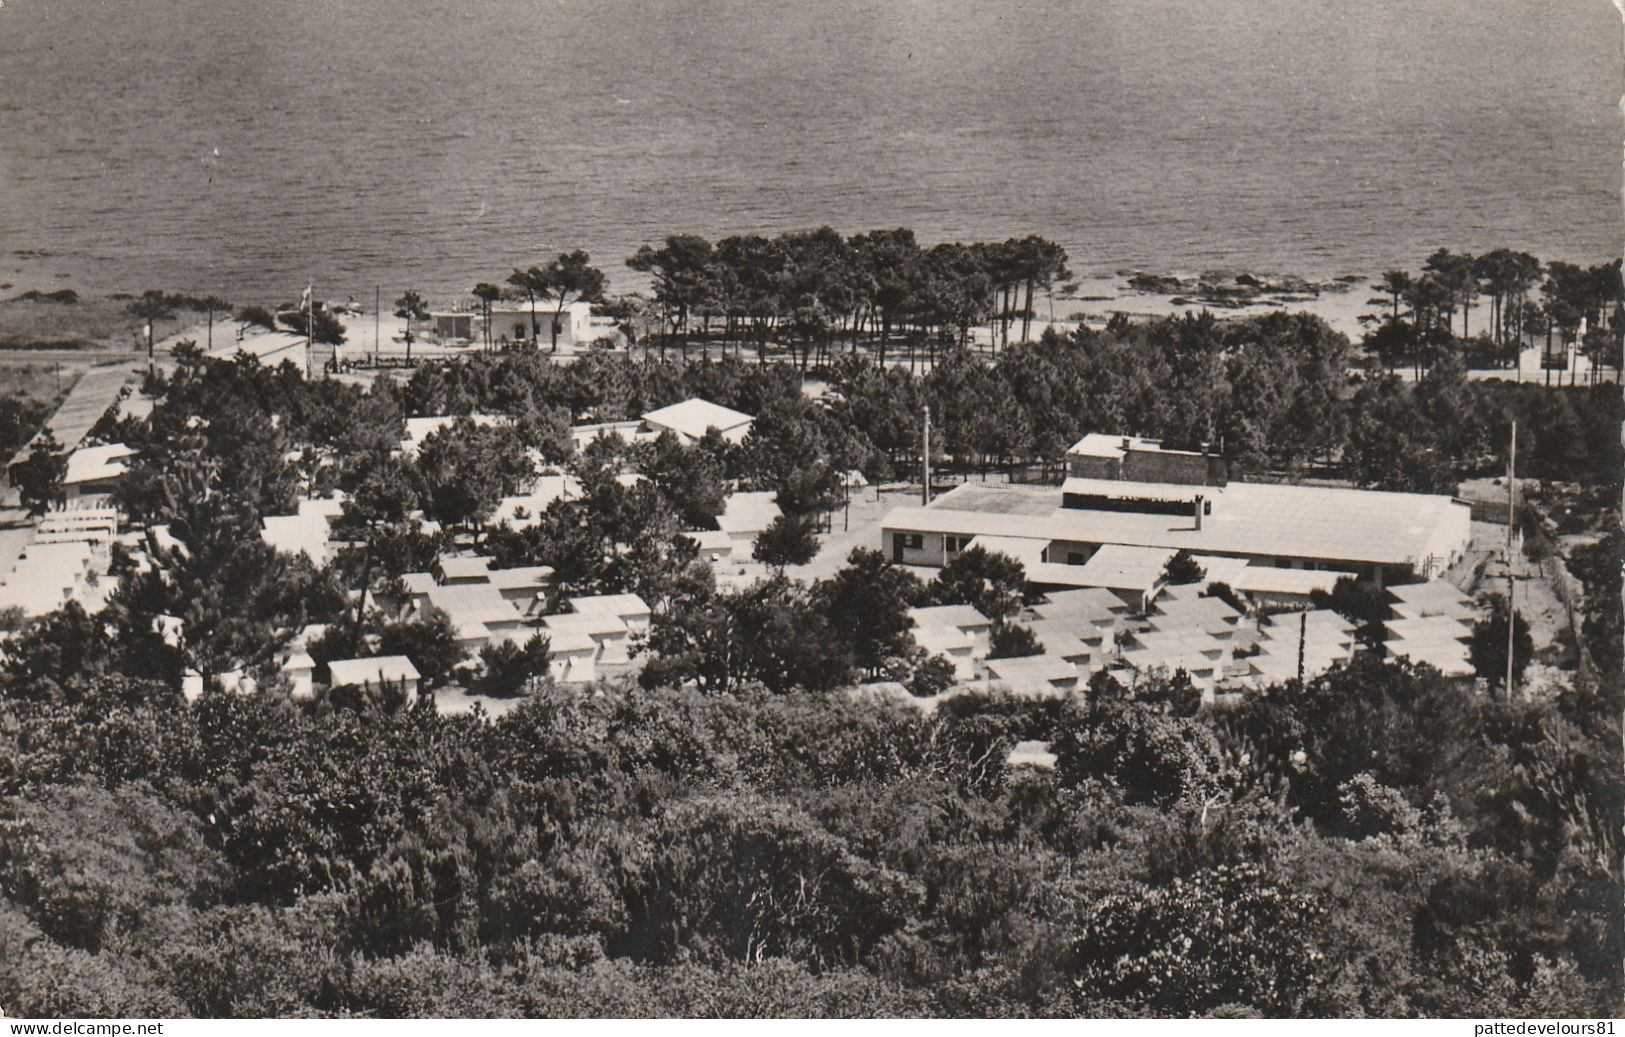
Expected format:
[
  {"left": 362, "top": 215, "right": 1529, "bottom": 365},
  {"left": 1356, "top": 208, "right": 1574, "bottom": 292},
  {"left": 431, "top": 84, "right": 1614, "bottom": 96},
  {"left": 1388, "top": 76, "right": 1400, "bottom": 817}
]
[
  {"left": 567, "top": 593, "right": 652, "bottom": 637},
  {"left": 909, "top": 603, "right": 993, "bottom": 679},
  {"left": 420, "top": 582, "right": 530, "bottom": 650},
  {"left": 985, "top": 654, "right": 1081, "bottom": 698},
  {"left": 35, "top": 507, "right": 119, "bottom": 547},
  {"left": 912, "top": 623, "right": 978, "bottom": 679},
  {"left": 436, "top": 553, "right": 493, "bottom": 585},
  {"left": 717, "top": 491, "right": 782, "bottom": 550},
  {"left": 490, "top": 476, "right": 583, "bottom": 530},
  {"left": 261, "top": 496, "right": 345, "bottom": 566},
  {"left": 543, "top": 610, "right": 631, "bottom": 677},
  {"left": 1384, "top": 637, "right": 1473, "bottom": 677},
  {"left": 1066, "top": 433, "right": 1227, "bottom": 486},
  {"left": 687, "top": 528, "right": 735, "bottom": 562},
  {"left": 545, "top": 628, "right": 600, "bottom": 683},
  {"left": 428, "top": 310, "right": 476, "bottom": 341},
  {"left": 1029, "top": 588, "right": 1125, "bottom": 655},
  {"left": 488, "top": 565, "right": 555, "bottom": 614},
  {"left": 569, "top": 420, "right": 645, "bottom": 453},
  {"left": 540, "top": 595, "right": 653, "bottom": 679},
  {"left": 488, "top": 301, "right": 593, "bottom": 348},
  {"left": 282, "top": 651, "right": 317, "bottom": 701},
  {"left": 1249, "top": 609, "right": 1358, "bottom": 685},
  {"left": 1148, "top": 595, "right": 1242, "bottom": 638},
  {"left": 1113, "top": 646, "right": 1223, "bottom": 693},
  {"left": 328, "top": 655, "right": 421, "bottom": 700},
  {"left": 1021, "top": 617, "right": 1097, "bottom": 671},
  {"left": 1068, "top": 543, "right": 1176, "bottom": 611},
  {"left": 0, "top": 540, "right": 100, "bottom": 617},
  {"left": 1225, "top": 565, "right": 1357, "bottom": 608},
  {"left": 1387, "top": 580, "right": 1476, "bottom": 622},
  {"left": 1032, "top": 587, "right": 1129, "bottom": 624},
  {"left": 1258, "top": 608, "right": 1355, "bottom": 643},
  {"left": 882, "top": 473, "right": 1469, "bottom": 589},
  {"left": 1383, "top": 602, "right": 1475, "bottom": 678},
  {"left": 910, "top": 604, "right": 993, "bottom": 653},
  {"left": 1248, "top": 644, "right": 1354, "bottom": 685}
]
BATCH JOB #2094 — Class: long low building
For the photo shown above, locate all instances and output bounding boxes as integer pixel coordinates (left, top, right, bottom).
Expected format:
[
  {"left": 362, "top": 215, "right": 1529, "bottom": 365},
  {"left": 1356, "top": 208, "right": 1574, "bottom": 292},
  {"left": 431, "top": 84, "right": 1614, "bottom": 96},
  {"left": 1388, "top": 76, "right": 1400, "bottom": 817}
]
[{"left": 882, "top": 476, "right": 1470, "bottom": 589}]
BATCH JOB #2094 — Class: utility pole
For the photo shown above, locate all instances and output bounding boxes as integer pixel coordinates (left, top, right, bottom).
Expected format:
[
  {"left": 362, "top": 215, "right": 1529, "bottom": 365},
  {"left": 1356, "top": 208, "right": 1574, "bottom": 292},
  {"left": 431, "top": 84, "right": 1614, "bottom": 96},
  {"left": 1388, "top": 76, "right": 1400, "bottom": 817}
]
[
  {"left": 1506, "top": 420, "right": 1517, "bottom": 698},
  {"left": 922, "top": 404, "right": 932, "bottom": 506},
  {"left": 1297, "top": 610, "right": 1307, "bottom": 685}
]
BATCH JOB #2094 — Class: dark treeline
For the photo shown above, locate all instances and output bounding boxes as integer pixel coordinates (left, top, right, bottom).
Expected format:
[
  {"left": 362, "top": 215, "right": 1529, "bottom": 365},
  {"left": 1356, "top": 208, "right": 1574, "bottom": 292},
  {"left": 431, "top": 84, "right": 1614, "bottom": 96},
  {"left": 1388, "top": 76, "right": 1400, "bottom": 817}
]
[
  {"left": 616, "top": 228, "right": 1070, "bottom": 366},
  {"left": 1365, "top": 249, "right": 1621, "bottom": 377},
  {"left": 0, "top": 395, "right": 51, "bottom": 458},
  {"left": 0, "top": 655, "right": 1619, "bottom": 1016},
  {"left": 398, "top": 313, "right": 1623, "bottom": 490}
]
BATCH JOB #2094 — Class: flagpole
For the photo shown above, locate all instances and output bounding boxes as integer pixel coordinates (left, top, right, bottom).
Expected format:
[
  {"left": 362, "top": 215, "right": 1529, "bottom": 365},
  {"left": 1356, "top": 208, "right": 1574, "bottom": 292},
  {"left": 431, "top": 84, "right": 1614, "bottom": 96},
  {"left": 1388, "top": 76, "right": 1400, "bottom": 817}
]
[{"left": 305, "top": 281, "right": 313, "bottom": 378}]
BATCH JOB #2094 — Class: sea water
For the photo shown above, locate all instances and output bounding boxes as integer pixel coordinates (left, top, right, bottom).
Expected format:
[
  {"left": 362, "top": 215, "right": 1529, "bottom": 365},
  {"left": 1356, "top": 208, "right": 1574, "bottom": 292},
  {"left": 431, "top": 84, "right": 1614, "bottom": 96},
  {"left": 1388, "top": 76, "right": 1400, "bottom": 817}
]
[{"left": 0, "top": 0, "right": 1617, "bottom": 303}]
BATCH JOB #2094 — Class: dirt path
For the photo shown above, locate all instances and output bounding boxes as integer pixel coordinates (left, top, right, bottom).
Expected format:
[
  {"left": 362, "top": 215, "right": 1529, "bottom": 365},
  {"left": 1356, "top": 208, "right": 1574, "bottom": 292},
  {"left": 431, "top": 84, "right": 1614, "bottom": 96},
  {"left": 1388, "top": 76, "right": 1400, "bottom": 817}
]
[{"left": 1471, "top": 521, "right": 1567, "bottom": 658}]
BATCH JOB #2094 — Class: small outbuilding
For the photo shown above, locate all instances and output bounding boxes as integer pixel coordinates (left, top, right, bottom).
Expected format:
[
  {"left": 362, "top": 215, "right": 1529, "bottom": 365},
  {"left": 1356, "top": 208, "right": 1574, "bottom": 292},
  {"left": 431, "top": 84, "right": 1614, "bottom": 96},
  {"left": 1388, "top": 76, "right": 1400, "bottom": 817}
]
[{"left": 327, "top": 655, "right": 422, "bottom": 700}]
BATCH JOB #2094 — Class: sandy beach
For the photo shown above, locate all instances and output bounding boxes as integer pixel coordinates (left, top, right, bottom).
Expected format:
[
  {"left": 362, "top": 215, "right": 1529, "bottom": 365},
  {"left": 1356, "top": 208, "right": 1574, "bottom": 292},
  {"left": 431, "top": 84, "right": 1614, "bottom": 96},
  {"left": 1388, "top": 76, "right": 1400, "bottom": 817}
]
[{"left": 2, "top": 261, "right": 1613, "bottom": 389}]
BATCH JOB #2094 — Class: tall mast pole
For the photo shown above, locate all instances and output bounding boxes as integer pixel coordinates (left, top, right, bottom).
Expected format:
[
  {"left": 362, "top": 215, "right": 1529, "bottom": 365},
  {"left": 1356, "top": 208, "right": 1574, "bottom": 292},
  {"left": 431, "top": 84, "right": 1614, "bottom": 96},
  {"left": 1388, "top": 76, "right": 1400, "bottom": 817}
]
[
  {"left": 1506, "top": 420, "right": 1516, "bottom": 697},
  {"left": 922, "top": 404, "right": 931, "bottom": 506},
  {"left": 305, "top": 280, "right": 314, "bottom": 379},
  {"left": 375, "top": 285, "right": 381, "bottom": 364}
]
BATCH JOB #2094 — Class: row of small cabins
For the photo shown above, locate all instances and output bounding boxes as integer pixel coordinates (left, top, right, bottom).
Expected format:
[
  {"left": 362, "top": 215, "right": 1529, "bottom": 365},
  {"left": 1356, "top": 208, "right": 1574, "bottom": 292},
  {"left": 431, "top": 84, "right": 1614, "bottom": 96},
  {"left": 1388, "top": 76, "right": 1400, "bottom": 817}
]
[
  {"left": 902, "top": 576, "right": 1475, "bottom": 703},
  {"left": 257, "top": 398, "right": 762, "bottom": 698},
  {"left": 5, "top": 399, "right": 1481, "bottom": 701},
  {"left": 0, "top": 397, "right": 758, "bottom": 699}
]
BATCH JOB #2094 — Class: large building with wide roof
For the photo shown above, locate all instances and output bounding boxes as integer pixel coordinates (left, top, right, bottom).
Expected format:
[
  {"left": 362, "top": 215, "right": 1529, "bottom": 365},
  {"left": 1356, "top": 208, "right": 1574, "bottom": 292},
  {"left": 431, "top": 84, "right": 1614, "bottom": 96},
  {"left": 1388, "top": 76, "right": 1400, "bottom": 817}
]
[{"left": 882, "top": 465, "right": 1470, "bottom": 595}]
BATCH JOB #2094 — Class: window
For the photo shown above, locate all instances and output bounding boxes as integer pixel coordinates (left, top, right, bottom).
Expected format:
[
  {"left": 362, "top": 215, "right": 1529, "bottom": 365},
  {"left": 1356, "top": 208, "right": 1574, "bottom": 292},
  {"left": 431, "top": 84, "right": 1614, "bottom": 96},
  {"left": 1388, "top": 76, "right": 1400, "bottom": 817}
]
[
  {"left": 899, "top": 533, "right": 924, "bottom": 550},
  {"left": 946, "top": 535, "right": 971, "bottom": 553},
  {"left": 1276, "top": 558, "right": 1292, "bottom": 569},
  {"left": 1067, "top": 551, "right": 1086, "bottom": 565}
]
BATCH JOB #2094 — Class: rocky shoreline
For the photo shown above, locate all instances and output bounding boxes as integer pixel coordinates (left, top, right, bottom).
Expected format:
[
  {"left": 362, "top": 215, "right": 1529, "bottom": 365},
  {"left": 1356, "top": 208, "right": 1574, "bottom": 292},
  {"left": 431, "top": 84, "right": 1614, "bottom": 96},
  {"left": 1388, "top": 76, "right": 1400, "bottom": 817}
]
[{"left": 1121, "top": 269, "right": 1365, "bottom": 309}]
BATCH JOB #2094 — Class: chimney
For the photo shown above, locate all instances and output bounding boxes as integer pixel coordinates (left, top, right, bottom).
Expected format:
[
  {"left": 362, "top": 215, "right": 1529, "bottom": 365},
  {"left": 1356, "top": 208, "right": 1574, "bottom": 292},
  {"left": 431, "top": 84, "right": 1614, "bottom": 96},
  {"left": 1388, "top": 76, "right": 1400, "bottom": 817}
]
[
  {"left": 1193, "top": 494, "right": 1204, "bottom": 531},
  {"left": 1121, "top": 436, "right": 1132, "bottom": 450}
]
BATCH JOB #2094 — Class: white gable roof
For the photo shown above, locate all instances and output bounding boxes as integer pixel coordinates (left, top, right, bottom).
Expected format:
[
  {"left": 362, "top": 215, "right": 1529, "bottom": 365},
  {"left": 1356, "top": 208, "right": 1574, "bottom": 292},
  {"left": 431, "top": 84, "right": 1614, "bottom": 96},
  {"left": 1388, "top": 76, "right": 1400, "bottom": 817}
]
[
  {"left": 641, "top": 398, "right": 753, "bottom": 441},
  {"left": 63, "top": 443, "right": 135, "bottom": 486}
]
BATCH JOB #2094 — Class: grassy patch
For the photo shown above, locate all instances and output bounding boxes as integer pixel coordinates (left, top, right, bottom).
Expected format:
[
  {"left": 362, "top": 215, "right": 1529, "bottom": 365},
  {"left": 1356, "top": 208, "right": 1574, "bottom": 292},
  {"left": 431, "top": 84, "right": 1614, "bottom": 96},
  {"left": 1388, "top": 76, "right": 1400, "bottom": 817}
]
[{"left": 0, "top": 296, "right": 184, "bottom": 352}]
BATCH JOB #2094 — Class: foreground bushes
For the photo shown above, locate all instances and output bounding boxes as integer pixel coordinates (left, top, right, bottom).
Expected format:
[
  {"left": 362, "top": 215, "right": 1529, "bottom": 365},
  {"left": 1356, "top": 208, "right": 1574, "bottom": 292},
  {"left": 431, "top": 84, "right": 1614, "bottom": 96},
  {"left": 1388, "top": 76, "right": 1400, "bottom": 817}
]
[{"left": 0, "top": 662, "right": 1617, "bottom": 1017}]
